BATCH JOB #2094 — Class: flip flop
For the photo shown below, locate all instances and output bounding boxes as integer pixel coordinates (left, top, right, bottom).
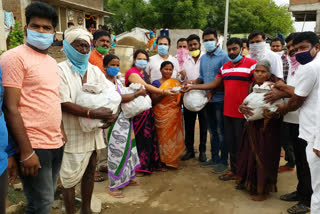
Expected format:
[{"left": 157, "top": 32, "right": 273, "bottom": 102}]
[
  {"left": 108, "top": 189, "right": 125, "bottom": 198},
  {"left": 99, "top": 165, "right": 108, "bottom": 173},
  {"left": 218, "top": 171, "right": 236, "bottom": 181},
  {"left": 287, "top": 203, "right": 310, "bottom": 214},
  {"left": 128, "top": 180, "right": 140, "bottom": 186}
]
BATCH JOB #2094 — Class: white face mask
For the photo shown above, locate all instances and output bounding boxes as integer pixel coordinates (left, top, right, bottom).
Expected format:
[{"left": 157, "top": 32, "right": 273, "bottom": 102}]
[
  {"left": 249, "top": 41, "right": 266, "bottom": 61},
  {"left": 274, "top": 51, "right": 284, "bottom": 57}
]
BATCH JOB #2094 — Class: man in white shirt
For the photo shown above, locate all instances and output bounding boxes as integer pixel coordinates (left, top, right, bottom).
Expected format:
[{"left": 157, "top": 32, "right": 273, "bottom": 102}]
[
  {"left": 277, "top": 31, "right": 320, "bottom": 213},
  {"left": 265, "top": 32, "right": 312, "bottom": 214},
  {"left": 179, "top": 34, "right": 207, "bottom": 162},
  {"left": 146, "top": 35, "right": 180, "bottom": 82},
  {"left": 248, "top": 30, "right": 283, "bottom": 79}
]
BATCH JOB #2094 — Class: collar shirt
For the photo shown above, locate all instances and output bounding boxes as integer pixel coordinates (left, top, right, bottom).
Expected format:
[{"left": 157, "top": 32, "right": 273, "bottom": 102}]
[{"left": 182, "top": 52, "right": 204, "bottom": 81}]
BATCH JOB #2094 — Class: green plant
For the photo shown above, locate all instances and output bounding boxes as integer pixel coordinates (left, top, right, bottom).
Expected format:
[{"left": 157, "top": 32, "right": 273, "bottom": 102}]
[
  {"left": 0, "top": 50, "right": 5, "bottom": 55},
  {"left": 8, "top": 21, "right": 24, "bottom": 49}
]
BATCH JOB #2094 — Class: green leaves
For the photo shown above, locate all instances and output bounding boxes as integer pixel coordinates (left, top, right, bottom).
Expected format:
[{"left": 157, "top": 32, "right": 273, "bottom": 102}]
[{"left": 8, "top": 21, "right": 24, "bottom": 49}]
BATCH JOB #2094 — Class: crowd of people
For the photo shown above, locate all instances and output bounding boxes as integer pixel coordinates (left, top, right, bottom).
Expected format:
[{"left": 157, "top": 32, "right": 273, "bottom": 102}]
[{"left": 1, "top": 1, "right": 320, "bottom": 214}]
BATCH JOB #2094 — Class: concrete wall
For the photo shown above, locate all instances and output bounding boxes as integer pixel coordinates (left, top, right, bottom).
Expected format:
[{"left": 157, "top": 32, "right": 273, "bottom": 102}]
[
  {"left": 0, "top": 0, "right": 7, "bottom": 51},
  {"left": 117, "top": 27, "right": 150, "bottom": 44},
  {"left": 115, "top": 45, "right": 134, "bottom": 75}
]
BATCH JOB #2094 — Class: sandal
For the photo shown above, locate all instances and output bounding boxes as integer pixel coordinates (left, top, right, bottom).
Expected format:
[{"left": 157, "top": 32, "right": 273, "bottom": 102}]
[
  {"left": 108, "top": 189, "right": 125, "bottom": 198},
  {"left": 128, "top": 180, "right": 140, "bottom": 186},
  {"left": 94, "top": 171, "right": 106, "bottom": 182},
  {"left": 135, "top": 172, "right": 145, "bottom": 177},
  {"left": 287, "top": 203, "right": 310, "bottom": 214},
  {"left": 218, "top": 171, "right": 236, "bottom": 181},
  {"left": 99, "top": 165, "right": 108, "bottom": 173}
]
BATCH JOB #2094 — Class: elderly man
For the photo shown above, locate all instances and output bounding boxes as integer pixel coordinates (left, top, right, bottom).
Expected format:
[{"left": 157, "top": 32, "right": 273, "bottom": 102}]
[{"left": 58, "top": 26, "right": 118, "bottom": 214}]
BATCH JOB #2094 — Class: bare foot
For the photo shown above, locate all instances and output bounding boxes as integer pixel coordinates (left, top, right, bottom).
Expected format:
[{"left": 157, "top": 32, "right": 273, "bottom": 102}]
[
  {"left": 128, "top": 179, "right": 140, "bottom": 186},
  {"left": 108, "top": 189, "right": 125, "bottom": 198},
  {"left": 251, "top": 194, "right": 267, "bottom": 201}
]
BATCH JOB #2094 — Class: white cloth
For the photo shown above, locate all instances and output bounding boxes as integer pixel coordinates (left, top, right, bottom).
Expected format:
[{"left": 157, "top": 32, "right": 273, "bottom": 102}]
[
  {"left": 60, "top": 151, "right": 93, "bottom": 188},
  {"left": 183, "top": 90, "right": 208, "bottom": 112},
  {"left": 248, "top": 48, "right": 283, "bottom": 79},
  {"left": 306, "top": 142, "right": 320, "bottom": 213},
  {"left": 64, "top": 26, "right": 93, "bottom": 45},
  {"left": 146, "top": 54, "right": 180, "bottom": 83},
  {"left": 182, "top": 52, "right": 204, "bottom": 81},
  {"left": 294, "top": 53, "right": 320, "bottom": 147}
]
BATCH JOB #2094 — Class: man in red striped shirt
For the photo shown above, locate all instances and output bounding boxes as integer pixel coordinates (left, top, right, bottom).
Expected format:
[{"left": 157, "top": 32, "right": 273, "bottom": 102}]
[{"left": 182, "top": 38, "right": 257, "bottom": 178}]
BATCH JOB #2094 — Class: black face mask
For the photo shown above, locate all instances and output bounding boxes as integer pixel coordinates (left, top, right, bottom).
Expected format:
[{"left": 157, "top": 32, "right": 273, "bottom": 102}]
[{"left": 295, "top": 47, "right": 315, "bottom": 65}]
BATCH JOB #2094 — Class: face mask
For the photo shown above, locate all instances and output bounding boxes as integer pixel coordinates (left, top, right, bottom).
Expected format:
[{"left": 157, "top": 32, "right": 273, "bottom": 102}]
[
  {"left": 295, "top": 47, "right": 315, "bottom": 65},
  {"left": 289, "top": 55, "right": 300, "bottom": 73},
  {"left": 229, "top": 53, "right": 243, "bottom": 63},
  {"left": 96, "top": 46, "right": 110, "bottom": 55},
  {"left": 274, "top": 51, "right": 284, "bottom": 57},
  {"left": 189, "top": 49, "right": 200, "bottom": 58},
  {"left": 249, "top": 42, "right": 266, "bottom": 61},
  {"left": 158, "top": 45, "right": 169, "bottom": 56},
  {"left": 177, "top": 48, "right": 189, "bottom": 67},
  {"left": 63, "top": 40, "right": 91, "bottom": 77},
  {"left": 204, "top": 41, "right": 216, "bottom": 52},
  {"left": 106, "top": 67, "right": 120, "bottom": 77},
  {"left": 135, "top": 59, "right": 148, "bottom": 69},
  {"left": 27, "top": 29, "right": 54, "bottom": 50}
]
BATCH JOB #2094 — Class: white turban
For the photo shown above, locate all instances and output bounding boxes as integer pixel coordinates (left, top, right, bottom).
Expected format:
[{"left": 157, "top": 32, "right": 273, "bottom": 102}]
[{"left": 64, "top": 26, "right": 93, "bottom": 45}]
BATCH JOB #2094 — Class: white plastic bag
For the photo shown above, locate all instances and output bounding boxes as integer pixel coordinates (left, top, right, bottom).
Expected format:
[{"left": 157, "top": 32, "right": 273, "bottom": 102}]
[
  {"left": 76, "top": 83, "right": 122, "bottom": 132},
  {"left": 121, "top": 83, "right": 152, "bottom": 119},
  {"left": 243, "top": 82, "right": 283, "bottom": 121},
  {"left": 183, "top": 90, "right": 208, "bottom": 112}
]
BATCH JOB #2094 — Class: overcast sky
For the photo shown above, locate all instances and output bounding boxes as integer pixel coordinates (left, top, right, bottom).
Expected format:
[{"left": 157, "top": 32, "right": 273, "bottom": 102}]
[{"left": 274, "top": 0, "right": 316, "bottom": 32}]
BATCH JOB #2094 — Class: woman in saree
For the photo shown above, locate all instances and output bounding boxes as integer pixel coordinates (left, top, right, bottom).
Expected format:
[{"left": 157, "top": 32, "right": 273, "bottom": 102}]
[
  {"left": 152, "top": 61, "right": 185, "bottom": 169},
  {"left": 124, "top": 49, "right": 175, "bottom": 177},
  {"left": 103, "top": 54, "right": 146, "bottom": 198},
  {"left": 237, "top": 60, "right": 282, "bottom": 201}
]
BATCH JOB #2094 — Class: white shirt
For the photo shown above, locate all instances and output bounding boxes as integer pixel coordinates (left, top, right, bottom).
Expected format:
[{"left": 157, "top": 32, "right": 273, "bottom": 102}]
[
  {"left": 294, "top": 53, "right": 320, "bottom": 146},
  {"left": 146, "top": 54, "right": 180, "bottom": 83},
  {"left": 283, "top": 57, "right": 300, "bottom": 124},
  {"left": 182, "top": 52, "right": 204, "bottom": 81},
  {"left": 248, "top": 48, "right": 283, "bottom": 79}
]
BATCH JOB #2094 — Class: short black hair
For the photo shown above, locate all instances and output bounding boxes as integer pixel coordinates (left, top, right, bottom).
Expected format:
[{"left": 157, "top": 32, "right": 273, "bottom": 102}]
[
  {"left": 177, "top": 38, "right": 187, "bottom": 45},
  {"left": 248, "top": 30, "right": 266, "bottom": 41},
  {"left": 285, "top": 32, "right": 299, "bottom": 44},
  {"left": 93, "top": 30, "right": 111, "bottom": 41},
  {"left": 227, "top": 37, "right": 242, "bottom": 48},
  {"left": 202, "top": 27, "right": 218, "bottom": 39},
  {"left": 67, "top": 22, "right": 74, "bottom": 27},
  {"left": 271, "top": 37, "right": 285, "bottom": 46},
  {"left": 103, "top": 54, "right": 119, "bottom": 67},
  {"left": 293, "top": 31, "right": 319, "bottom": 46},
  {"left": 241, "top": 38, "right": 249, "bottom": 47},
  {"left": 187, "top": 34, "right": 200, "bottom": 44},
  {"left": 160, "top": 61, "right": 174, "bottom": 70},
  {"left": 25, "top": 1, "right": 58, "bottom": 28},
  {"left": 157, "top": 35, "right": 171, "bottom": 46}
]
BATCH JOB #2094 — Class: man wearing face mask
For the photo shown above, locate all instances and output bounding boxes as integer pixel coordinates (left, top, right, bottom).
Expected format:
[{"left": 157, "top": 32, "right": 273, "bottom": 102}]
[
  {"left": 146, "top": 35, "right": 180, "bottom": 83},
  {"left": 179, "top": 34, "right": 207, "bottom": 162},
  {"left": 271, "top": 37, "right": 290, "bottom": 83},
  {"left": 58, "top": 26, "right": 118, "bottom": 214},
  {"left": 89, "top": 30, "right": 111, "bottom": 74},
  {"left": 0, "top": 2, "right": 66, "bottom": 213},
  {"left": 176, "top": 38, "right": 189, "bottom": 68},
  {"left": 276, "top": 31, "right": 320, "bottom": 214},
  {"left": 248, "top": 31, "right": 283, "bottom": 79},
  {"left": 183, "top": 37, "right": 257, "bottom": 176}
]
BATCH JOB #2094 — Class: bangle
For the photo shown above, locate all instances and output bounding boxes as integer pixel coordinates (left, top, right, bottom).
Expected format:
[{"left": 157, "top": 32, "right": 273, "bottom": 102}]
[
  {"left": 87, "top": 109, "right": 91, "bottom": 118},
  {"left": 134, "top": 91, "right": 137, "bottom": 98},
  {"left": 20, "top": 151, "right": 35, "bottom": 163}
]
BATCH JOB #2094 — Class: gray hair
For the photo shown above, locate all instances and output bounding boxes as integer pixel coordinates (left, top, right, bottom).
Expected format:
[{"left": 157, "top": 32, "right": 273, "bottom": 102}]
[{"left": 256, "top": 60, "right": 271, "bottom": 72}]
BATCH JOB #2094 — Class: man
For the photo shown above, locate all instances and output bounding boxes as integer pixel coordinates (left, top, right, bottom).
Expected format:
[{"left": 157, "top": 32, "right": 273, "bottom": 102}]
[
  {"left": 271, "top": 37, "right": 290, "bottom": 82},
  {"left": 266, "top": 32, "right": 312, "bottom": 214},
  {"left": 276, "top": 31, "right": 320, "bottom": 213},
  {"left": 58, "top": 26, "right": 118, "bottom": 214},
  {"left": 185, "top": 28, "right": 229, "bottom": 171},
  {"left": 248, "top": 30, "right": 283, "bottom": 79},
  {"left": 89, "top": 30, "right": 111, "bottom": 73},
  {"left": 146, "top": 35, "right": 180, "bottom": 83},
  {"left": 176, "top": 38, "right": 188, "bottom": 68},
  {"left": 241, "top": 38, "right": 249, "bottom": 56},
  {"left": 183, "top": 37, "right": 257, "bottom": 176},
  {"left": 0, "top": 2, "right": 65, "bottom": 213},
  {"left": 179, "top": 34, "right": 207, "bottom": 162}
]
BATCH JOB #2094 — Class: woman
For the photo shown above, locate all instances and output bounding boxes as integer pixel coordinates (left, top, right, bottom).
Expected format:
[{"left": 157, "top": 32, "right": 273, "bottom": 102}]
[
  {"left": 237, "top": 60, "right": 282, "bottom": 201},
  {"left": 125, "top": 49, "right": 175, "bottom": 176},
  {"left": 152, "top": 61, "right": 185, "bottom": 169},
  {"left": 103, "top": 54, "right": 145, "bottom": 198}
]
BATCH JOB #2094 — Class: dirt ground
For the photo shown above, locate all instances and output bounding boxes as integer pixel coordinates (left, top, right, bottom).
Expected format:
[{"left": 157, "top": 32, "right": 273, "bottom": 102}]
[{"left": 94, "top": 122, "right": 300, "bottom": 214}]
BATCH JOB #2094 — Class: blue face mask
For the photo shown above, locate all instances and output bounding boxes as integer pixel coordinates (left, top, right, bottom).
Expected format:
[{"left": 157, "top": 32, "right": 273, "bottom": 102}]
[
  {"left": 204, "top": 41, "right": 216, "bottom": 53},
  {"left": 107, "top": 67, "right": 120, "bottom": 77},
  {"left": 295, "top": 47, "right": 315, "bottom": 65},
  {"left": 63, "top": 40, "right": 91, "bottom": 77},
  {"left": 27, "top": 29, "right": 54, "bottom": 50},
  {"left": 158, "top": 45, "right": 169, "bottom": 56},
  {"left": 135, "top": 59, "right": 148, "bottom": 69},
  {"left": 229, "top": 51, "right": 243, "bottom": 63}
]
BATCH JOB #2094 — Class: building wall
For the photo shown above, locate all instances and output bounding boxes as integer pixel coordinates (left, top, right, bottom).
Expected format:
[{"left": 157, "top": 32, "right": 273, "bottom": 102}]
[
  {"left": 69, "top": 0, "right": 103, "bottom": 10},
  {"left": 290, "top": 0, "right": 319, "bottom": 4},
  {"left": 0, "top": 0, "right": 7, "bottom": 51}
]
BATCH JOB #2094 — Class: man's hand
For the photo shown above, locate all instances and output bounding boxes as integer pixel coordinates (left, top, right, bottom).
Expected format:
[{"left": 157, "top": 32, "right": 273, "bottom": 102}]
[
  {"left": 313, "top": 148, "right": 320, "bottom": 158},
  {"left": 20, "top": 152, "right": 41, "bottom": 177},
  {"left": 179, "top": 70, "right": 186, "bottom": 81},
  {"left": 183, "top": 80, "right": 193, "bottom": 86},
  {"left": 239, "top": 101, "right": 254, "bottom": 118},
  {"left": 137, "top": 87, "right": 147, "bottom": 97},
  {"left": 264, "top": 87, "right": 283, "bottom": 104},
  {"left": 205, "top": 91, "right": 213, "bottom": 103},
  {"left": 181, "top": 85, "right": 193, "bottom": 93},
  {"left": 7, "top": 156, "right": 17, "bottom": 184},
  {"left": 274, "top": 80, "right": 286, "bottom": 90},
  {"left": 276, "top": 103, "right": 288, "bottom": 116},
  {"left": 91, "top": 107, "right": 114, "bottom": 120}
]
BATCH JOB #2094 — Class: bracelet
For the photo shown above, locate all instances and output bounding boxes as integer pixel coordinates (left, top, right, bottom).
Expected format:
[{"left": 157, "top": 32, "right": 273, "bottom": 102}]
[
  {"left": 134, "top": 91, "right": 137, "bottom": 98},
  {"left": 20, "top": 151, "right": 35, "bottom": 163},
  {"left": 87, "top": 109, "right": 91, "bottom": 118}
]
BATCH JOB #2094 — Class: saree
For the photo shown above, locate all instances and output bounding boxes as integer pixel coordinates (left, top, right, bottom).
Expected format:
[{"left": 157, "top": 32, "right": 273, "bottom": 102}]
[
  {"left": 107, "top": 81, "right": 140, "bottom": 190},
  {"left": 236, "top": 77, "right": 282, "bottom": 195},
  {"left": 153, "top": 79, "right": 185, "bottom": 168}
]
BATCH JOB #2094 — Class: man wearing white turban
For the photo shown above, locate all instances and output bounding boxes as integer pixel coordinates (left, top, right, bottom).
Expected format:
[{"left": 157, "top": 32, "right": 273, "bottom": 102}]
[{"left": 58, "top": 26, "right": 119, "bottom": 214}]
